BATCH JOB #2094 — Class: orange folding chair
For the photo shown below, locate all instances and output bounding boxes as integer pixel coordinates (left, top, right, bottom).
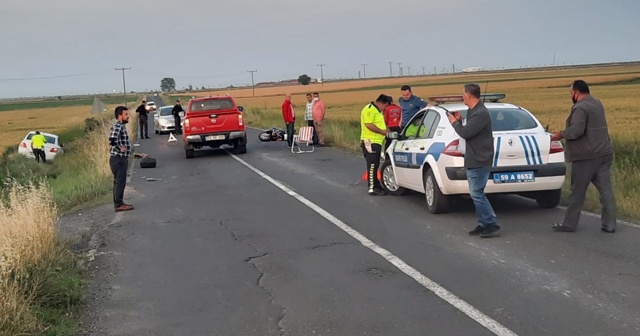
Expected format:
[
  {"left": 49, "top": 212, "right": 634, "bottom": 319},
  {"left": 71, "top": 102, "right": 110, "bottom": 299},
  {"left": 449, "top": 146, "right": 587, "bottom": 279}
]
[{"left": 291, "top": 126, "right": 315, "bottom": 153}]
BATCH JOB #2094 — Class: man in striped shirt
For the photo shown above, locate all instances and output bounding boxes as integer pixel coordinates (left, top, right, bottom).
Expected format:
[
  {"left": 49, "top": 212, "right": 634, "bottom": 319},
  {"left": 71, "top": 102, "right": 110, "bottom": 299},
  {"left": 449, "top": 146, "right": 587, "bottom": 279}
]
[
  {"left": 109, "top": 106, "right": 134, "bottom": 212},
  {"left": 304, "top": 93, "right": 319, "bottom": 144}
]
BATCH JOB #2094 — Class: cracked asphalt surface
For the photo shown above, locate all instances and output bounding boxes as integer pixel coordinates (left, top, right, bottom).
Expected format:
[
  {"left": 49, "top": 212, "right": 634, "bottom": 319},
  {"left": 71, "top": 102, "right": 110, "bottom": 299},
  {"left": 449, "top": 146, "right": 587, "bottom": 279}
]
[{"left": 74, "top": 96, "right": 640, "bottom": 336}]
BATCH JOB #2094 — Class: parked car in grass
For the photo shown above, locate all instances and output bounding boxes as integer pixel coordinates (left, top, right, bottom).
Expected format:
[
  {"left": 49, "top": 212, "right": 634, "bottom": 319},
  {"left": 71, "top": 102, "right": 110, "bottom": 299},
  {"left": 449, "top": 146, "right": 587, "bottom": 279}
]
[{"left": 17, "top": 131, "right": 64, "bottom": 161}]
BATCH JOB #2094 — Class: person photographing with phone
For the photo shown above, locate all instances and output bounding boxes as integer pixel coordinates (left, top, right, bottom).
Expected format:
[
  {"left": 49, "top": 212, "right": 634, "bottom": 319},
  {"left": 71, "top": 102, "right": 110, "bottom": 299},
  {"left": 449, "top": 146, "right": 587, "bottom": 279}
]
[{"left": 447, "top": 84, "right": 500, "bottom": 238}]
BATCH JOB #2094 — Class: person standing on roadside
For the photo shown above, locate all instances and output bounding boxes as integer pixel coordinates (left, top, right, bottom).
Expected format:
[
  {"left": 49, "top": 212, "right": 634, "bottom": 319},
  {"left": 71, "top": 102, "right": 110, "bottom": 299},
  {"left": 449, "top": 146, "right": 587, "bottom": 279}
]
[
  {"left": 551, "top": 80, "right": 617, "bottom": 233},
  {"left": 360, "top": 94, "right": 389, "bottom": 196},
  {"left": 282, "top": 93, "right": 295, "bottom": 147},
  {"left": 109, "top": 106, "right": 134, "bottom": 212},
  {"left": 383, "top": 95, "right": 403, "bottom": 153},
  {"left": 31, "top": 131, "right": 47, "bottom": 163},
  {"left": 172, "top": 99, "right": 185, "bottom": 134},
  {"left": 136, "top": 100, "right": 150, "bottom": 139},
  {"left": 447, "top": 83, "right": 500, "bottom": 238},
  {"left": 304, "top": 93, "right": 319, "bottom": 144},
  {"left": 399, "top": 85, "right": 427, "bottom": 128},
  {"left": 312, "top": 92, "right": 326, "bottom": 146}
]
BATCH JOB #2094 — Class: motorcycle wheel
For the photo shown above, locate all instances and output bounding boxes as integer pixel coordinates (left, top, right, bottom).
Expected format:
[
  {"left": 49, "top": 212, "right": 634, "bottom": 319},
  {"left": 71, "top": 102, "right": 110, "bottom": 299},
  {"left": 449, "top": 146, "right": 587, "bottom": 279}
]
[{"left": 258, "top": 132, "right": 272, "bottom": 142}]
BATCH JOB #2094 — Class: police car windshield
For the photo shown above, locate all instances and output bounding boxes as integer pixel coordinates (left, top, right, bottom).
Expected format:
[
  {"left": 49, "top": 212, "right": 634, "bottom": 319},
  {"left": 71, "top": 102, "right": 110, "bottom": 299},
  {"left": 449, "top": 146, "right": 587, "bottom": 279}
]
[{"left": 487, "top": 108, "right": 538, "bottom": 131}]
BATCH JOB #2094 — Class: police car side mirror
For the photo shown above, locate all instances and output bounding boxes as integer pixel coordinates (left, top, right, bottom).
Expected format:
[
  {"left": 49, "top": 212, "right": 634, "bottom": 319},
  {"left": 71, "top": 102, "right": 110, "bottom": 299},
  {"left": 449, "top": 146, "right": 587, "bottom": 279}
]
[{"left": 387, "top": 131, "right": 399, "bottom": 139}]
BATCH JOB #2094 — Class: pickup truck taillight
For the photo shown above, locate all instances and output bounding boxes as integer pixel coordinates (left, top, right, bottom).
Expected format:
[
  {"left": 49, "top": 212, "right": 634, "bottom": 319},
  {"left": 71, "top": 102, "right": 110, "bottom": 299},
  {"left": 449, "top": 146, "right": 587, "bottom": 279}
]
[
  {"left": 442, "top": 139, "right": 464, "bottom": 157},
  {"left": 184, "top": 119, "right": 190, "bottom": 128},
  {"left": 550, "top": 140, "right": 564, "bottom": 154},
  {"left": 238, "top": 114, "right": 244, "bottom": 126}
]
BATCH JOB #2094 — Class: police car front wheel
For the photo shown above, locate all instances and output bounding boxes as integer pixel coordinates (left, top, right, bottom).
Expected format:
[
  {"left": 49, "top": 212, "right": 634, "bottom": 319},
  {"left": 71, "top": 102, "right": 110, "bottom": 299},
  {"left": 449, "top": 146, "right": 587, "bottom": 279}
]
[{"left": 380, "top": 160, "right": 405, "bottom": 196}]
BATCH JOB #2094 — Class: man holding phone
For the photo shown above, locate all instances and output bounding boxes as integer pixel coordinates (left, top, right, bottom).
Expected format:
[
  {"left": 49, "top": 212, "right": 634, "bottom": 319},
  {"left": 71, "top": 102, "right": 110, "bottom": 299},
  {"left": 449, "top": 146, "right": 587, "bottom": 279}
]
[{"left": 447, "top": 84, "right": 500, "bottom": 238}]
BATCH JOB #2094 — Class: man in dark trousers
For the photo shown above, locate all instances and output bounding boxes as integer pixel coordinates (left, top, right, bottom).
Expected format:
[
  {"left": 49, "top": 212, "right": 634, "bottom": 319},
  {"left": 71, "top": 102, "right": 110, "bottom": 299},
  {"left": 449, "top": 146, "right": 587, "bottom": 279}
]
[
  {"left": 171, "top": 99, "right": 185, "bottom": 134},
  {"left": 282, "top": 93, "right": 295, "bottom": 147},
  {"left": 551, "top": 80, "right": 617, "bottom": 233},
  {"left": 360, "top": 94, "right": 389, "bottom": 196},
  {"left": 109, "top": 106, "right": 134, "bottom": 212},
  {"left": 448, "top": 83, "right": 500, "bottom": 238},
  {"left": 136, "top": 100, "right": 150, "bottom": 139}
]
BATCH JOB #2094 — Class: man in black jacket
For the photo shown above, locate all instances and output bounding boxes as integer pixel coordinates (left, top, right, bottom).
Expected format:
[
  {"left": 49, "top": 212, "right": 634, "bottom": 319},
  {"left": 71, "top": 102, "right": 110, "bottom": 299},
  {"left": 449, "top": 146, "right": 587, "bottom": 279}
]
[
  {"left": 551, "top": 80, "right": 617, "bottom": 233},
  {"left": 171, "top": 99, "right": 185, "bottom": 134},
  {"left": 448, "top": 83, "right": 500, "bottom": 238},
  {"left": 136, "top": 100, "right": 150, "bottom": 139}
]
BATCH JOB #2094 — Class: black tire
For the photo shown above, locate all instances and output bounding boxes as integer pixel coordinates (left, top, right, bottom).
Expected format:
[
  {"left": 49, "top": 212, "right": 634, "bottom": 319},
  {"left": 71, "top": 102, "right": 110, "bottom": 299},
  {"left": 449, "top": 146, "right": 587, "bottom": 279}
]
[
  {"left": 258, "top": 132, "right": 271, "bottom": 142},
  {"left": 233, "top": 138, "right": 247, "bottom": 154},
  {"left": 380, "top": 160, "right": 405, "bottom": 196},
  {"left": 424, "top": 168, "right": 450, "bottom": 214},
  {"left": 536, "top": 189, "right": 562, "bottom": 208},
  {"left": 185, "top": 148, "right": 194, "bottom": 159},
  {"left": 155, "top": 129, "right": 159, "bottom": 134}
]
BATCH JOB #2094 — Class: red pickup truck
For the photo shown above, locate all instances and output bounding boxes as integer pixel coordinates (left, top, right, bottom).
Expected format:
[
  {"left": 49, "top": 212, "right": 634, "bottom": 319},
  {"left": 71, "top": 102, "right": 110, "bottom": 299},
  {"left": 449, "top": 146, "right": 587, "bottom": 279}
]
[{"left": 182, "top": 96, "right": 247, "bottom": 158}]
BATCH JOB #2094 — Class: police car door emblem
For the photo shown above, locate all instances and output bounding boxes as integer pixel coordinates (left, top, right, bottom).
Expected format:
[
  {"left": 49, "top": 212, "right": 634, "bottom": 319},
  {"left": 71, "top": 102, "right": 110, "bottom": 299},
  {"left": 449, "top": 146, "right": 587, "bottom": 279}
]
[{"left": 508, "top": 139, "right": 514, "bottom": 146}]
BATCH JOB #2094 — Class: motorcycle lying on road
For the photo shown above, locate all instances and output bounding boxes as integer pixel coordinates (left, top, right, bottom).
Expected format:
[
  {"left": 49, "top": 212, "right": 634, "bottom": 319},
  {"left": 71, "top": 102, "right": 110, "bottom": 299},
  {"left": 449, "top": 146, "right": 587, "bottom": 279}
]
[{"left": 258, "top": 127, "right": 288, "bottom": 142}]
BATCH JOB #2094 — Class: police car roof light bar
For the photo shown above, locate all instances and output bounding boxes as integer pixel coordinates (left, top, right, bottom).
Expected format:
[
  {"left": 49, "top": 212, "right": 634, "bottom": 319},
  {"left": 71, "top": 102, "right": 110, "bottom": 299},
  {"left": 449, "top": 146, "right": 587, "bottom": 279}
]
[{"left": 428, "top": 93, "right": 507, "bottom": 105}]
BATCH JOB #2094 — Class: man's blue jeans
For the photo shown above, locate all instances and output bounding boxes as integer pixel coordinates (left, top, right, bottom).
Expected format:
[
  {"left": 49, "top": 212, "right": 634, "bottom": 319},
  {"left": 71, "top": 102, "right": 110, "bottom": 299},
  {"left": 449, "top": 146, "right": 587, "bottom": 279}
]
[{"left": 467, "top": 167, "right": 497, "bottom": 227}]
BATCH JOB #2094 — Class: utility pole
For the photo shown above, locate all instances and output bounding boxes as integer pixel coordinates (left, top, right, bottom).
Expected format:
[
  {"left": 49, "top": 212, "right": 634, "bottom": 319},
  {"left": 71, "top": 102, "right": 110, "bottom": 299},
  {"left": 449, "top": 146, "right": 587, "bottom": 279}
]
[
  {"left": 433, "top": 66, "right": 437, "bottom": 74},
  {"left": 388, "top": 61, "right": 393, "bottom": 77},
  {"left": 422, "top": 66, "right": 426, "bottom": 75},
  {"left": 247, "top": 70, "right": 257, "bottom": 97},
  {"left": 452, "top": 64, "right": 455, "bottom": 73},
  {"left": 361, "top": 64, "right": 367, "bottom": 78},
  {"left": 115, "top": 67, "right": 131, "bottom": 107},
  {"left": 317, "top": 64, "right": 325, "bottom": 85},
  {"left": 397, "top": 63, "right": 402, "bottom": 76}
]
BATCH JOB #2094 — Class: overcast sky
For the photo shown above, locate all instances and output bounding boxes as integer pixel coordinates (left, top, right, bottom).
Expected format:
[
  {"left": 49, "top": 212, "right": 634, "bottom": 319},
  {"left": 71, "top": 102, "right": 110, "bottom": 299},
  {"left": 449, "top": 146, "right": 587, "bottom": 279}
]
[{"left": 1, "top": 0, "right": 638, "bottom": 98}]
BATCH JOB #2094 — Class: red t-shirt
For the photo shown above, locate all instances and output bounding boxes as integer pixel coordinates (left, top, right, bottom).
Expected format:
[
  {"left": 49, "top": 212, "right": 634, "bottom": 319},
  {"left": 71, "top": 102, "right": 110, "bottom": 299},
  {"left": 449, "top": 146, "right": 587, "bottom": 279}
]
[{"left": 384, "top": 104, "right": 402, "bottom": 128}]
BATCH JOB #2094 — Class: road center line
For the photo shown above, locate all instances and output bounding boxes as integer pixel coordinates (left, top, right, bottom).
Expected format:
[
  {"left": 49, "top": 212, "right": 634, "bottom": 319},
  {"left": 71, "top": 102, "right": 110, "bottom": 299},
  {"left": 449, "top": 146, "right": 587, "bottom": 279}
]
[{"left": 228, "top": 153, "right": 518, "bottom": 336}]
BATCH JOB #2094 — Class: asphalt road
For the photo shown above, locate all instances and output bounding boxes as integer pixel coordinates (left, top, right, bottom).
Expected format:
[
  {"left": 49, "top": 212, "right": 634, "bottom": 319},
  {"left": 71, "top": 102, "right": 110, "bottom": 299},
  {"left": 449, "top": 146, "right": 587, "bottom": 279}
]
[{"left": 81, "top": 95, "right": 640, "bottom": 336}]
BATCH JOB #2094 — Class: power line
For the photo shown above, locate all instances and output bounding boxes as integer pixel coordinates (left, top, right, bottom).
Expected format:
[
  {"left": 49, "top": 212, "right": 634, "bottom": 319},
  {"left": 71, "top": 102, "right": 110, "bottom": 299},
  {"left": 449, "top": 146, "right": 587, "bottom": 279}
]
[
  {"left": 247, "top": 70, "right": 257, "bottom": 97},
  {"left": 0, "top": 70, "right": 107, "bottom": 81},
  {"left": 317, "top": 64, "right": 325, "bottom": 85},
  {"left": 115, "top": 67, "right": 131, "bottom": 107}
]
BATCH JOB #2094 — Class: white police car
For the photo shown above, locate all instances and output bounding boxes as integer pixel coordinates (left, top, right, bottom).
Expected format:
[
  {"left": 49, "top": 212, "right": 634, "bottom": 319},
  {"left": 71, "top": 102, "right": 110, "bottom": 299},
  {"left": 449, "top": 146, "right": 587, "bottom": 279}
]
[{"left": 380, "top": 94, "right": 566, "bottom": 214}]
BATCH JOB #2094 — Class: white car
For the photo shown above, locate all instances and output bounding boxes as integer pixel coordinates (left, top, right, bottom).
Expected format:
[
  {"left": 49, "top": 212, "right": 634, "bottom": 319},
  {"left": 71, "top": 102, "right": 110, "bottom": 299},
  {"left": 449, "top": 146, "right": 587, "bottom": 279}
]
[
  {"left": 146, "top": 101, "right": 157, "bottom": 112},
  {"left": 381, "top": 94, "right": 566, "bottom": 214},
  {"left": 154, "top": 105, "right": 183, "bottom": 134},
  {"left": 17, "top": 131, "right": 64, "bottom": 161}
]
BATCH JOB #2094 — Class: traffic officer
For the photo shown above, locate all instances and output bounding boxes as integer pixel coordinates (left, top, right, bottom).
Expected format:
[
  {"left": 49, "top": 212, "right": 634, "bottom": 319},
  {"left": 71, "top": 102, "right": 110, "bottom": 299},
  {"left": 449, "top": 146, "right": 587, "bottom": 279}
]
[
  {"left": 31, "top": 131, "right": 47, "bottom": 163},
  {"left": 360, "top": 94, "right": 389, "bottom": 196}
]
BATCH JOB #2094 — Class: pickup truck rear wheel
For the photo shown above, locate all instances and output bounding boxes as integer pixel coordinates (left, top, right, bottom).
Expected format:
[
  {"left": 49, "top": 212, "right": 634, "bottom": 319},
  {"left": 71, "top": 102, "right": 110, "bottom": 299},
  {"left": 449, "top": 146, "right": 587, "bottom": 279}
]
[
  {"left": 233, "top": 138, "right": 247, "bottom": 154},
  {"left": 185, "top": 148, "right": 194, "bottom": 159}
]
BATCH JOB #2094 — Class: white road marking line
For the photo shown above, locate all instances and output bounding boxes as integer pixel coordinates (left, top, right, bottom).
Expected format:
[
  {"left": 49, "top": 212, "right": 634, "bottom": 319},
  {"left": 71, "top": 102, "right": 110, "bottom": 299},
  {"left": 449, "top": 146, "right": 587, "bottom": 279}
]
[{"left": 228, "top": 153, "right": 518, "bottom": 336}]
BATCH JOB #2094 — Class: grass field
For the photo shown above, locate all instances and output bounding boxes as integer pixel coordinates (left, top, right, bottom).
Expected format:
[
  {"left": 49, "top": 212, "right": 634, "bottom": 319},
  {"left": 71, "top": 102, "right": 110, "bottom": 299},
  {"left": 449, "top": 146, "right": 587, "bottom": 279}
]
[
  {"left": 0, "top": 96, "right": 138, "bottom": 112},
  {"left": 198, "top": 63, "right": 640, "bottom": 221},
  {"left": 0, "top": 96, "right": 142, "bottom": 335}
]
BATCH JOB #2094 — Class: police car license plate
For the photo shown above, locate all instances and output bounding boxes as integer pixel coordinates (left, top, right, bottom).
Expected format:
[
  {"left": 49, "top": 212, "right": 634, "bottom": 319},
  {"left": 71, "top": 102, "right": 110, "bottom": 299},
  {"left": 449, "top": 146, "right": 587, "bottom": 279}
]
[
  {"left": 205, "top": 135, "right": 225, "bottom": 141},
  {"left": 493, "top": 171, "right": 535, "bottom": 183}
]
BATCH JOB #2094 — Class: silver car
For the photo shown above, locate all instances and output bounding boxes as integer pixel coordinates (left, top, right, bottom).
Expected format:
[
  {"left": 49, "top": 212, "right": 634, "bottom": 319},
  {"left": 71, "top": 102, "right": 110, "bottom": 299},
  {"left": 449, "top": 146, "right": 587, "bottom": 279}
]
[{"left": 154, "top": 106, "right": 181, "bottom": 134}]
